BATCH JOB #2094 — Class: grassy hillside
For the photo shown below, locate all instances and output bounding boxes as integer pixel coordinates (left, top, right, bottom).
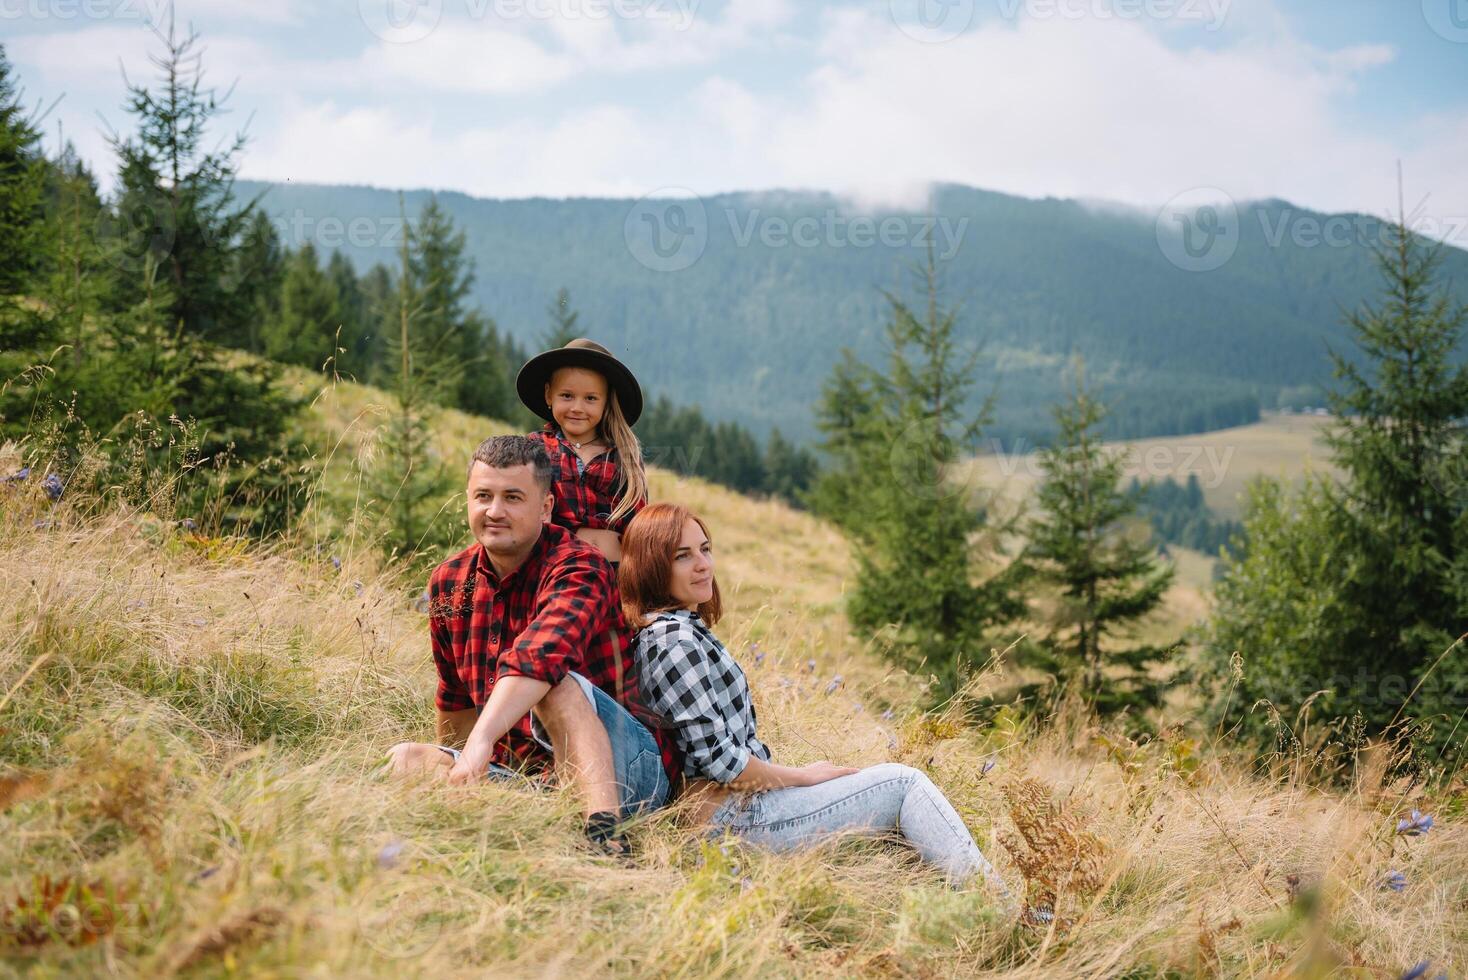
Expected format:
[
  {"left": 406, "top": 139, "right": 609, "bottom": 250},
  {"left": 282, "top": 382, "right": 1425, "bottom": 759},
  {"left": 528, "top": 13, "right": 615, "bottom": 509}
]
[
  {"left": 2, "top": 391, "right": 1462, "bottom": 977},
  {"left": 965, "top": 411, "right": 1339, "bottom": 524}
]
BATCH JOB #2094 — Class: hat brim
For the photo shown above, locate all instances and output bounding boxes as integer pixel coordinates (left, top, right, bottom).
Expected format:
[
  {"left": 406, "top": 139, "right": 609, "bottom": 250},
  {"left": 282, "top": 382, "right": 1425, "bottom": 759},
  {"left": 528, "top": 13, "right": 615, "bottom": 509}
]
[{"left": 516, "top": 347, "right": 643, "bottom": 427}]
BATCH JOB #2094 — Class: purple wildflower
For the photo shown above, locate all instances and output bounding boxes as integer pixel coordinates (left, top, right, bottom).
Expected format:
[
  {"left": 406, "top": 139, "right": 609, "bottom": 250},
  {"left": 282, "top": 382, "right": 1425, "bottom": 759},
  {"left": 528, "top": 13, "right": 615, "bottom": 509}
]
[
  {"left": 1382, "top": 870, "right": 1407, "bottom": 892},
  {"left": 41, "top": 472, "right": 63, "bottom": 501},
  {"left": 1400, "top": 962, "right": 1447, "bottom": 980},
  {"left": 754, "top": 652, "right": 765, "bottom": 666},
  {"left": 980, "top": 758, "right": 997, "bottom": 776},
  {"left": 1397, "top": 810, "right": 1434, "bottom": 837},
  {"left": 377, "top": 839, "right": 406, "bottom": 869},
  {"left": 824, "top": 675, "right": 844, "bottom": 695},
  {"left": 352, "top": 580, "right": 365, "bottom": 597},
  {"left": 179, "top": 518, "right": 197, "bottom": 531},
  {"left": 2, "top": 466, "right": 30, "bottom": 483},
  {"left": 331, "top": 555, "right": 342, "bottom": 571},
  {"left": 805, "top": 659, "right": 816, "bottom": 673},
  {"left": 880, "top": 708, "right": 894, "bottom": 721}
]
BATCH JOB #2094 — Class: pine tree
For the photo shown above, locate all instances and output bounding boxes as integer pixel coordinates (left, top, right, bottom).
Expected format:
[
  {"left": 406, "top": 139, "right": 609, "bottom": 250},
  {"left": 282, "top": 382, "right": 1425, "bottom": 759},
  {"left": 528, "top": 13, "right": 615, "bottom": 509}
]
[
  {"left": 261, "top": 243, "right": 342, "bottom": 370},
  {"left": 813, "top": 250, "right": 1024, "bottom": 693},
  {"left": 1020, "top": 370, "right": 1176, "bottom": 716},
  {"left": 0, "top": 44, "right": 46, "bottom": 296},
  {"left": 762, "top": 427, "right": 817, "bottom": 504},
  {"left": 1203, "top": 209, "right": 1468, "bottom": 747},
  {"left": 542, "top": 286, "right": 580, "bottom": 348},
  {"left": 108, "top": 16, "right": 253, "bottom": 342},
  {"left": 232, "top": 209, "right": 284, "bottom": 353},
  {"left": 372, "top": 195, "right": 460, "bottom": 562},
  {"left": 1320, "top": 212, "right": 1468, "bottom": 728},
  {"left": 408, "top": 196, "right": 471, "bottom": 406}
]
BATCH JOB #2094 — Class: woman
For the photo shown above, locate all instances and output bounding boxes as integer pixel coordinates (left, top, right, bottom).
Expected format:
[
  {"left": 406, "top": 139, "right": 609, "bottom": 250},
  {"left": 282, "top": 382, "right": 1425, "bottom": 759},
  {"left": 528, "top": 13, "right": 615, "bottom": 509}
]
[{"left": 621, "top": 501, "right": 1015, "bottom": 903}]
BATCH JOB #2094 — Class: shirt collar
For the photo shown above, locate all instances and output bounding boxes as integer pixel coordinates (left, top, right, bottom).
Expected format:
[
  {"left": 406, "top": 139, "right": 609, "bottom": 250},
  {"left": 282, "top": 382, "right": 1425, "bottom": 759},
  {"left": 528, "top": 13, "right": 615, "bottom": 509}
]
[{"left": 475, "top": 526, "right": 555, "bottom": 589}]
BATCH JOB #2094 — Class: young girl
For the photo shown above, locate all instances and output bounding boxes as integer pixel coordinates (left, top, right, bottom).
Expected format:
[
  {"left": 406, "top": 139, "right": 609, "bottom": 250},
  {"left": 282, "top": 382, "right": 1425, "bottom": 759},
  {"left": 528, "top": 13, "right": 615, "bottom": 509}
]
[
  {"left": 621, "top": 501, "right": 1016, "bottom": 905},
  {"left": 516, "top": 338, "right": 649, "bottom": 564}
]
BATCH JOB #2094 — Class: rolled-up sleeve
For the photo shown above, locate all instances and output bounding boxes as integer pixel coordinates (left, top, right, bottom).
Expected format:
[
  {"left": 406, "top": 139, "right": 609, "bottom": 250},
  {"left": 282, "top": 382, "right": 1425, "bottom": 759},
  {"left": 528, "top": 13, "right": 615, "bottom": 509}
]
[
  {"left": 496, "top": 556, "right": 609, "bottom": 686},
  {"left": 640, "top": 628, "right": 751, "bottom": 785}
]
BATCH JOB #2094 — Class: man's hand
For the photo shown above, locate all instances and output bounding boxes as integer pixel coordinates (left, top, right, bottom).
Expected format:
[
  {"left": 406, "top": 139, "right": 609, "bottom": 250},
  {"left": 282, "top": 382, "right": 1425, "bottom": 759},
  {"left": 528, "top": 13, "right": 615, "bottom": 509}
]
[
  {"left": 796, "top": 761, "right": 860, "bottom": 786},
  {"left": 447, "top": 741, "right": 493, "bottom": 786}
]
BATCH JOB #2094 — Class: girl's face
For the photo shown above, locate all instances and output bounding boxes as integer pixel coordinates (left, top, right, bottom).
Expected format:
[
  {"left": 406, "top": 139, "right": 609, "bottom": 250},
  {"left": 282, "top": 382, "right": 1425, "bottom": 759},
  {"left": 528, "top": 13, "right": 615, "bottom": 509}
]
[
  {"left": 545, "top": 367, "right": 608, "bottom": 442},
  {"left": 668, "top": 517, "right": 715, "bottom": 611}
]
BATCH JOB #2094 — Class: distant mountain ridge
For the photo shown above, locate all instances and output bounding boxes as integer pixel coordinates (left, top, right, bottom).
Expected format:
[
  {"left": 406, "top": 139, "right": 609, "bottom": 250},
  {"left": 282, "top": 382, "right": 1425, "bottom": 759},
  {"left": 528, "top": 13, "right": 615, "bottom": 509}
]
[{"left": 236, "top": 179, "right": 1468, "bottom": 446}]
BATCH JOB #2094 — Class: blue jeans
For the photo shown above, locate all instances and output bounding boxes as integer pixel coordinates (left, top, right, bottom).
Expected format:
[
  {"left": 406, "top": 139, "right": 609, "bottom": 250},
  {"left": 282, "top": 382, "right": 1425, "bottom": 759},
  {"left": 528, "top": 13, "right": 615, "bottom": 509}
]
[
  {"left": 438, "top": 672, "right": 669, "bottom": 820},
  {"left": 708, "top": 762, "right": 1015, "bottom": 907}
]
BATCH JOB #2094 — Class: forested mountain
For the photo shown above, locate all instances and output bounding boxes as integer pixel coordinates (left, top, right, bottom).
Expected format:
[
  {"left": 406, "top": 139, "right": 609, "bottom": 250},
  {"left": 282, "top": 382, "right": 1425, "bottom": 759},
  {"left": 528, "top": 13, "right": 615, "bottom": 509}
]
[{"left": 236, "top": 180, "right": 1468, "bottom": 446}]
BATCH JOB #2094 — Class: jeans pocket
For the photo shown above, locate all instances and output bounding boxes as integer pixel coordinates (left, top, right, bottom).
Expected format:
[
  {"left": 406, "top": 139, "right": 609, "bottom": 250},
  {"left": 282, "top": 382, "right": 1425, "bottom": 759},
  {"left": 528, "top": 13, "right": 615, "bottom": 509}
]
[{"left": 622, "top": 749, "right": 667, "bottom": 816}]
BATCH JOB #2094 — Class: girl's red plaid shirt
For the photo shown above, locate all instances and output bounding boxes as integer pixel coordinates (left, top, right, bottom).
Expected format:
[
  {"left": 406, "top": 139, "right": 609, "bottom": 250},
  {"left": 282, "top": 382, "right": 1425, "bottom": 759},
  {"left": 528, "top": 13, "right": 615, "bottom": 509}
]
[{"left": 527, "top": 422, "right": 644, "bottom": 534}]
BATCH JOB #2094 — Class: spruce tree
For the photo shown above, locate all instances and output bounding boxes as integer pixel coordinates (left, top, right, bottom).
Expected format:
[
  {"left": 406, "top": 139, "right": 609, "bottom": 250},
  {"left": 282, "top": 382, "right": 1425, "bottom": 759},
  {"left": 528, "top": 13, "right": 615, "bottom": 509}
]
[
  {"left": 813, "top": 251, "right": 1024, "bottom": 692},
  {"left": 108, "top": 17, "right": 253, "bottom": 342},
  {"left": 261, "top": 243, "right": 342, "bottom": 370},
  {"left": 0, "top": 44, "right": 46, "bottom": 296},
  {"left": 1020, "top": 370, "right": 1176, "bottom": 716},
  {"left": 542, "top": 286, "right": 580, "bottom": 348},
  {"left": 372, "top": 196, "right": 459, "bottom": 562},
  {"left": 1203, "top": 212, "right": 1468, "bottom": 748}
]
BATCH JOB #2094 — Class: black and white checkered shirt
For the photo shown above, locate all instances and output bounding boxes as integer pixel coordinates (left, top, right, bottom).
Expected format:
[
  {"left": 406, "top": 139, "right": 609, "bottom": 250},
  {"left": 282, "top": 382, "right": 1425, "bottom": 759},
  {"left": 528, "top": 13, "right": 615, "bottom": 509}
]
[{"left": 633, "top": 608, "right": 771, "bottom": 784}]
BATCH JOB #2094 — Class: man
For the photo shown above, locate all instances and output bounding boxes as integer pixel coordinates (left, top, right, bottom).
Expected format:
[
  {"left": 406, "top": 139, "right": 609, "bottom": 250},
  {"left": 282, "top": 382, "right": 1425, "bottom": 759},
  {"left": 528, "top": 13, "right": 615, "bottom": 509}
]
[{"left": 387, "top": 435, "right": 672, "bottom": 854}]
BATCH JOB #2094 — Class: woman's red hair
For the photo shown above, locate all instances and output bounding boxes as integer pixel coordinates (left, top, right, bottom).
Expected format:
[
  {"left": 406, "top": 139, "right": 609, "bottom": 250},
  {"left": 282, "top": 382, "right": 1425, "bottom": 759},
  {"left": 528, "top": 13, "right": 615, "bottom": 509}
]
[{"left": 620, "top": 502, "right": 723, "bottom": 629}]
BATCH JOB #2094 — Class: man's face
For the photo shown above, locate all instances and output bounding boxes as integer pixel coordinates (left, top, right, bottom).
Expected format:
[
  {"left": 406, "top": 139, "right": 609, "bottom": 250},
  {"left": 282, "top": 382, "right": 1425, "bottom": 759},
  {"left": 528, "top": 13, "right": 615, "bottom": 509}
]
[{"left": 466, "top": 461, "right": 552, "bottom": 557}]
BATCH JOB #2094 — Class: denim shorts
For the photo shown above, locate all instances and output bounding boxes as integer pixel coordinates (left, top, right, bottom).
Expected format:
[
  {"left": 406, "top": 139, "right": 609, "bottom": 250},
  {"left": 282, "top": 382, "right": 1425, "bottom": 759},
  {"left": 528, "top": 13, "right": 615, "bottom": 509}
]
[{"left": 437, "top": 671, "right": 669, "bottom": 819}]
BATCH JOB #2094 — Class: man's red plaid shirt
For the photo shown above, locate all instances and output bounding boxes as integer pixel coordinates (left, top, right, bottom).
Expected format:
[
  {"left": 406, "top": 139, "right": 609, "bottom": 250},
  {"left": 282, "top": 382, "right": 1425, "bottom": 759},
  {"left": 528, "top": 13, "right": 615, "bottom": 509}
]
[
  {"left": 526, "top": 423, "right": 644, "bottom": 534},
  {"left": 428, "top": 522, "right": 676, "bottom": 779}
]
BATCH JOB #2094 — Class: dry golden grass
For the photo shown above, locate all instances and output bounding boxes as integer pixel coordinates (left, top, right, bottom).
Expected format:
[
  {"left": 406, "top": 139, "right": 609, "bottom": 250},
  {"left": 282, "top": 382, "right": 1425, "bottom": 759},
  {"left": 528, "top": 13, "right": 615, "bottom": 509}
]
[{"left": 1, "top": 398, "right": 1463, "bottom": 977}]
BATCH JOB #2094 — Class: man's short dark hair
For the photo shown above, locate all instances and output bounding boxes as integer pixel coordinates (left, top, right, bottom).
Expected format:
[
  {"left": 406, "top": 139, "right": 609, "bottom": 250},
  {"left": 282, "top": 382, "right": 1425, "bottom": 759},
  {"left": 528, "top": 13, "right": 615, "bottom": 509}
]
[{"left": 468, "top": 435, "right": 554, "bottom": 492}]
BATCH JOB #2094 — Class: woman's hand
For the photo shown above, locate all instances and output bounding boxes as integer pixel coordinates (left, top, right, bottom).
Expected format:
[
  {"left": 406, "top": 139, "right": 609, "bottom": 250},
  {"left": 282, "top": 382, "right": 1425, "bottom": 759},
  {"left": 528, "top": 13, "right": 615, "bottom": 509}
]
[{"left": 796, "top": 761, "right": 860, "bottom": 786}]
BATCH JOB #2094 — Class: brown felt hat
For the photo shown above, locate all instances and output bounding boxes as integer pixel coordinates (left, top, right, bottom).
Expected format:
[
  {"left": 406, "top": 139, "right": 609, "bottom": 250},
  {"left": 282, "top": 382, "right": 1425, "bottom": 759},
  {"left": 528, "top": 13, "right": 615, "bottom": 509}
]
[{"left": 516, "top": 338, "right": 643, "bottom": 426}]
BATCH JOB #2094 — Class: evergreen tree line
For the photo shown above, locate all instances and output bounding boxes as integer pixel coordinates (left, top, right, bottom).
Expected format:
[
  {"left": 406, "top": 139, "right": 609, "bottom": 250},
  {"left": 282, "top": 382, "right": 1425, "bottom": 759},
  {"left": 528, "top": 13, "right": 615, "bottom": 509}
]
[{"left": 1125, "top": 474, "right": 1244, "bottom": 559}]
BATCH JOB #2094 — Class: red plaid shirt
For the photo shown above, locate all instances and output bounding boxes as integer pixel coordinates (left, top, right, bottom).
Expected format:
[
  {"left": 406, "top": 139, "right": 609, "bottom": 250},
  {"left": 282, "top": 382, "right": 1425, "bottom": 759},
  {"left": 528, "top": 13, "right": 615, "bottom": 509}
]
[
  {"left": 526, "top": 423, "right": 645, "bottom": 535},
  {"left": 427, "top": 522, "right": 676, "bottom": 779}
]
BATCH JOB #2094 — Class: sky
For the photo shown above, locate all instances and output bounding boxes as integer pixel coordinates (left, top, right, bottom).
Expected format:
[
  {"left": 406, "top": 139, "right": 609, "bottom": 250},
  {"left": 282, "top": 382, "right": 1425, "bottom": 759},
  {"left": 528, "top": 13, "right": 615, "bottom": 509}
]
[{"left": 6, "top": 0, "right": 1468, "bottom": 242}]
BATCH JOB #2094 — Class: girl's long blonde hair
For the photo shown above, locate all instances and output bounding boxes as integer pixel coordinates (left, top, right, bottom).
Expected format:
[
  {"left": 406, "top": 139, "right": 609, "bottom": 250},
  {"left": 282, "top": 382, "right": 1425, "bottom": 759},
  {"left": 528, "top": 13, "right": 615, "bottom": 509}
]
[{"left": 599, "top": 386, "right": 647, "bottom": 529}]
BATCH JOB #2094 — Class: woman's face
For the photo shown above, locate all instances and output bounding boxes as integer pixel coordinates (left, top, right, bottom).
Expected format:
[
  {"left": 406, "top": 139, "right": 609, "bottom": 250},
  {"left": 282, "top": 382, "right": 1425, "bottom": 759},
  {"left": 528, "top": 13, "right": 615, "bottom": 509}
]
[
  {"left": 668, "top": 517, "right": 715, "bottom": 610},
  {"left": 545, "top": 367, "right": 607, "bottom": 443}
]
